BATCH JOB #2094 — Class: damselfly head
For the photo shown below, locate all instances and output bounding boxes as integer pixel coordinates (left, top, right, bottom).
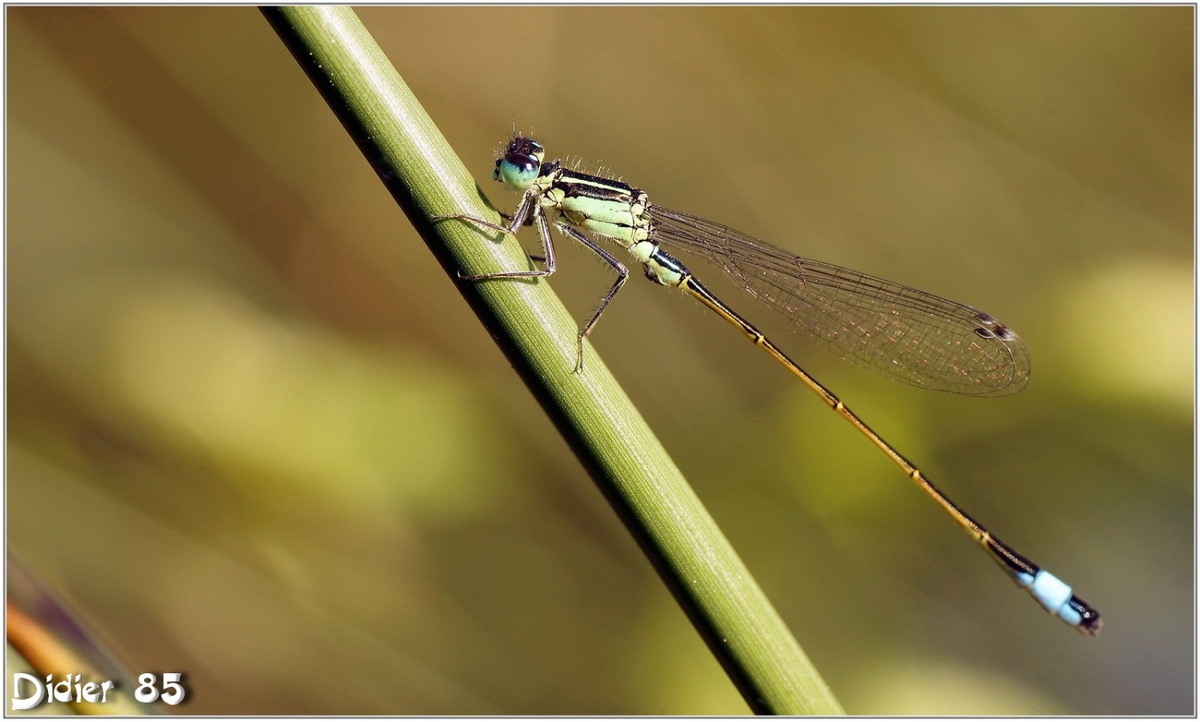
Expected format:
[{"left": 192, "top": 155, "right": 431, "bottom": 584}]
[{"left": 492, "top": 137, "right": 545, "bottom": 192}]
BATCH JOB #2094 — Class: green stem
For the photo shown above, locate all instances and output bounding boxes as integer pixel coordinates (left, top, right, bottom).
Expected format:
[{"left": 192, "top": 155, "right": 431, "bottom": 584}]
[{"left": 262, "top": 6, "right": 843, "bottom": 715}]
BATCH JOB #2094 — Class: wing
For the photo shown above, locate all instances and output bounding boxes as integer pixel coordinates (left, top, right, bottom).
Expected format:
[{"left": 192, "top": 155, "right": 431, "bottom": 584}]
[{"left": 647, "top": 204, "right": 1030, "bottom": 397}]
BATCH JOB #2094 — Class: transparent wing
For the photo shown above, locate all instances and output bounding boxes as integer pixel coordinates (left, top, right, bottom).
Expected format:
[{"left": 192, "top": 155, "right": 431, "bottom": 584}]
[{"left": 647, "top": 204, "right": 1030, "bottom": 397}]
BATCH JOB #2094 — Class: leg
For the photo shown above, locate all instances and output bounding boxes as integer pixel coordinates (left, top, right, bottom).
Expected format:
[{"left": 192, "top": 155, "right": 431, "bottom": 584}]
[
  {"left": 432, "top": 190, "right": 533, "bottom": 235},
  {"left": 553, "top": 222, "right": 628, "bottom": 373},
  {"left": 434, "top": 193, "right": 555, "bottom": 280}
]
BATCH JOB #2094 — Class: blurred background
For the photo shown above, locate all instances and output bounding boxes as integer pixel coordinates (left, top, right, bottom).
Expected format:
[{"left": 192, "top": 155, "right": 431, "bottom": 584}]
[{"left": 6, "top": 6, "right": 1193, "bottom": 715}]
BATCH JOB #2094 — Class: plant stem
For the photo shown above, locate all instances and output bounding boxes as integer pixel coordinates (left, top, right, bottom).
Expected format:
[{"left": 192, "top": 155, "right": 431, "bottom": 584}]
[{"left": 262, "top": 6, "right": 843, "bottom": 715}]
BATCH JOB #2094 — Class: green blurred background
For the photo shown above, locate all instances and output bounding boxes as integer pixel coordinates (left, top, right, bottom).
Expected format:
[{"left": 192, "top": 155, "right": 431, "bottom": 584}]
[{"left": 6, "top": 6, "right": 1193, "bottom": 715}]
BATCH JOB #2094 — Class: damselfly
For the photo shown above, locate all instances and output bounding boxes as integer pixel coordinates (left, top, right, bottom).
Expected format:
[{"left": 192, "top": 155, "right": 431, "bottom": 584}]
[{"left": 438, "top": 136, "right": 1101, "bottom": 635}]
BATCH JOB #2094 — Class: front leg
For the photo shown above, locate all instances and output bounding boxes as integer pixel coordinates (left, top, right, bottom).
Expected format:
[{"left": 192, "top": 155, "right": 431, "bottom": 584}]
[
  {"left": 433, "top": 192, "right": 555, "bottom": 280},
  {"left": 432, "top": 190, "right": 532, "bottom": 236}
]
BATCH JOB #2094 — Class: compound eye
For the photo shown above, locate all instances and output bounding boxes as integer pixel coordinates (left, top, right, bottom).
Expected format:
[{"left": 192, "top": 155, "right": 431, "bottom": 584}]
[
  {"left": 494, "top": 153, "right": 540, "bottom": 191},
  {"left": 505, "top": 151, "right": 539, "bottom": 174}
]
